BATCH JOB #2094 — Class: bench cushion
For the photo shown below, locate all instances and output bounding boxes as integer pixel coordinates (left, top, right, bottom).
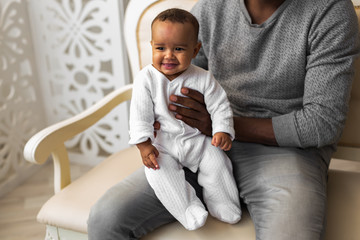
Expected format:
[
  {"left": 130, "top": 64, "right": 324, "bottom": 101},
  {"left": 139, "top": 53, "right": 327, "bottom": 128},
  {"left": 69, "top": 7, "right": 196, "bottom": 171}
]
[
  {"left": 37, "top": 146, "right": 257, "bottom": 238},
  {"left": 37, "top": 147, "right": 143, "bottom": 233},
  {"left": 37, "top": 146, "right": 360, "bottom": 239}
]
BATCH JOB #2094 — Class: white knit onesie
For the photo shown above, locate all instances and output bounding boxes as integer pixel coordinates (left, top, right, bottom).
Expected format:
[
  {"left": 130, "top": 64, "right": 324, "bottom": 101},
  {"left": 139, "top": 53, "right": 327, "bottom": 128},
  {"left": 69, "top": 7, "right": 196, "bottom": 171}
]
[{"left": 129, "top": 64, "right": 241, "bottom": 230}]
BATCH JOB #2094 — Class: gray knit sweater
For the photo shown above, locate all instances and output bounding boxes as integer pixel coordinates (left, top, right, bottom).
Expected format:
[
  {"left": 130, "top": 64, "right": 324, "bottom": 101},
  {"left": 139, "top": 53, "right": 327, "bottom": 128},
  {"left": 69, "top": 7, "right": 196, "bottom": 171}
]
[{"left": 191, "top": 0, "right": 359, "bottom": 150}]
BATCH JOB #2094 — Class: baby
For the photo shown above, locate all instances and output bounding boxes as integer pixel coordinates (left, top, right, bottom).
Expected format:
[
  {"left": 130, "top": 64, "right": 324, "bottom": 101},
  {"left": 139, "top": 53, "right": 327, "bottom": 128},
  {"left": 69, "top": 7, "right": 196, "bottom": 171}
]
[{"left": 129, "top": 8, "right": 241, "bottom": 230}]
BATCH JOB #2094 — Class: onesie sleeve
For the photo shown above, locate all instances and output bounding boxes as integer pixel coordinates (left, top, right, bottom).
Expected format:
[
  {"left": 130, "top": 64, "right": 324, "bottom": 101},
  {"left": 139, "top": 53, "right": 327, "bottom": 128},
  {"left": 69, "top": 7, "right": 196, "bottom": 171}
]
[
  {"left": 204, "top": 73, "right": 235, "bottom": 140},
  {"left": 273, "top": 1, "right": 359, "bottom": 148},
  {"left": 128, "top": 69, "right": 155, "bottom": 145}
]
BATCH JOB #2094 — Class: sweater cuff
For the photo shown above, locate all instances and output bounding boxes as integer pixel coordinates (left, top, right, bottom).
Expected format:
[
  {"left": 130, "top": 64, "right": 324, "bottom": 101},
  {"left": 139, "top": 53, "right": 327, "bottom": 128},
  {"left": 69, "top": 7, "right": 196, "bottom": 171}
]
[{"left": 272, "top": 112, "right": 302, "bottom": 147}]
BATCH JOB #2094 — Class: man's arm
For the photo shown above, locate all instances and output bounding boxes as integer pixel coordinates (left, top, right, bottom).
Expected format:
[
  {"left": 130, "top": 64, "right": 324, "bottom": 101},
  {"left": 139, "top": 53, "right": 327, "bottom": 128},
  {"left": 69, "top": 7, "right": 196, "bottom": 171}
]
[
  {"left": 169, "top": 87, "right": 278, "bottom": 146},
  {"left": 233, "top": 117, "right": 277, "bottom": 146}
]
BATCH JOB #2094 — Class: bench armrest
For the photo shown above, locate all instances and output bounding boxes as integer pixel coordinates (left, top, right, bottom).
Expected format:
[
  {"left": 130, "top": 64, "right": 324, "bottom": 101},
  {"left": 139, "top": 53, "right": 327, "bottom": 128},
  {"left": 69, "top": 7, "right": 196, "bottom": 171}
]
[{"left": 23, "top": 84, "right": 133, "bottom": 192}]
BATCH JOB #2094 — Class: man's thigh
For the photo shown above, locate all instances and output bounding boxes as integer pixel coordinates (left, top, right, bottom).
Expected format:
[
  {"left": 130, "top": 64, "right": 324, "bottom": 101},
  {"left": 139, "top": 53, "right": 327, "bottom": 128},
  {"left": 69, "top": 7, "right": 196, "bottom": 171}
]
[
  {"left": 88, "top": 167, "right": 174, "bottom": 239},
  {"left": 227, "top": 142, "right": 329, "bottom": 240},
  {"left": 88, "top": 166, "right": 203, "bottom": 239}
]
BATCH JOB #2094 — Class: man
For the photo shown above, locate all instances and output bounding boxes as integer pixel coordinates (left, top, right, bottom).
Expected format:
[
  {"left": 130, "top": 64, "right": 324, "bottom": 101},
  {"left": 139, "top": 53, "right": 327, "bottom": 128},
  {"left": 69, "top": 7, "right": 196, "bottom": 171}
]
[{"left": 88, "top": 0, "right": 359, "bottom": 239}]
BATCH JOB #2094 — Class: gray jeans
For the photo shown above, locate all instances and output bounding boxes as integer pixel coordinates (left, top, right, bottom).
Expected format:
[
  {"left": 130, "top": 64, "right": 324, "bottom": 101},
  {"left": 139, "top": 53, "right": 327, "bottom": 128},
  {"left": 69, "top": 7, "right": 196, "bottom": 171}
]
[{"left": 88, "top": 141, "right": 329, "bottom": 240}]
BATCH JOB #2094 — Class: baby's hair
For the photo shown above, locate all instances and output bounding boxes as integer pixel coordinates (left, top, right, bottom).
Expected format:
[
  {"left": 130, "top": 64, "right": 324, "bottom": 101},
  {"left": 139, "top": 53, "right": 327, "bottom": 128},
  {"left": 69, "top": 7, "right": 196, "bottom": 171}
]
[{"left": 152, "top": 8, "right": 199, "bottom": 42}]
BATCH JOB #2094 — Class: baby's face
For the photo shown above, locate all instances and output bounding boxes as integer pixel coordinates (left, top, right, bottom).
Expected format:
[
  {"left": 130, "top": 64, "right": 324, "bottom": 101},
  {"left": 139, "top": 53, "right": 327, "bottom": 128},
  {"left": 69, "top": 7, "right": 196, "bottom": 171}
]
[{"left": 151, "top": 20, "right": 201, "bottom": 81}]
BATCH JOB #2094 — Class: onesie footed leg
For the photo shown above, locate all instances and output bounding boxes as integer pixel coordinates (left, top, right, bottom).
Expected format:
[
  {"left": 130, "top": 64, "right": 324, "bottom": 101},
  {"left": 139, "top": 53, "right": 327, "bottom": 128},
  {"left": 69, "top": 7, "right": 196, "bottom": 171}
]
[
  {"left": 183, "top": 203, "right": 208, "bottom": 230},
  {"left": 145, "top": 153, "right": 208, "bottom": 230},
  {"left": 206, "top": 202, "right": 241, "bottom": 224},
  {"left": 198, "top": 140, "right": 242, "bottom": 224}
]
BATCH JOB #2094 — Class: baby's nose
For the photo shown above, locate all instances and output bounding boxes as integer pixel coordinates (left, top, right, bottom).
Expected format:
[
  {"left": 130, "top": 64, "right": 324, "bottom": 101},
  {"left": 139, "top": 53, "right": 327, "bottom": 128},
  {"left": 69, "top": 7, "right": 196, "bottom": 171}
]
[{"left": 165, "top": 50, "right": 174, "bottom": 58}]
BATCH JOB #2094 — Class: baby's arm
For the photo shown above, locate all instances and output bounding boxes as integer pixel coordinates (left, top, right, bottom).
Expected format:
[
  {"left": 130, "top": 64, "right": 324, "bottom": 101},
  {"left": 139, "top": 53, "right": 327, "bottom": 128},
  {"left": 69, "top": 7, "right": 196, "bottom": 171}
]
[
  {"left": 212, "top": 132, "right": 232, "bottom": 151},
  {"left": 136, "top": 139, "right": 160, "bottom": 170}
]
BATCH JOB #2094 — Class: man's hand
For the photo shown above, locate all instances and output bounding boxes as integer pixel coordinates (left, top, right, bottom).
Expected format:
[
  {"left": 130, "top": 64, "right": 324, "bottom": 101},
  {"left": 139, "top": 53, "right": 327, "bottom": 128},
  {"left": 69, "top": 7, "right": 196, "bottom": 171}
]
[
  {"left": 153, "top": 121, "right": 160, "bottom": 138},
  {"left": 136, "top": 139, "right": 159, "bottom": 170},
  {"left": 212, "top": 132, "right": 232, "bottom": 151},
  {"left": 168, "top": 87, "right": 212, "bottom": 136}
]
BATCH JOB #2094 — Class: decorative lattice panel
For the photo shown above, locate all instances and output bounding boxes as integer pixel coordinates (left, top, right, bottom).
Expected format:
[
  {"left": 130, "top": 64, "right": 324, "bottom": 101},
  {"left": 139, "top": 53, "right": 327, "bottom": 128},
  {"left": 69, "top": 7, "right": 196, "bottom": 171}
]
[
  {"left": 0, "top": 0, "right": 45, "bottom": 196},
  {"left": 27, "top": 0, "right": 131, "bottom": 165}
]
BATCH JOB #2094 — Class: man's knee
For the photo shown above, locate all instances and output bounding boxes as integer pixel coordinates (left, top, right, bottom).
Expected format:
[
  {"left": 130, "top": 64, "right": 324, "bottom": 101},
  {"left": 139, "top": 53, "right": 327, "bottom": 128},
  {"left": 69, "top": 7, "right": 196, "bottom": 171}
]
[
  {"left": 247, "top": 164, "right": 327, "bottom": 240},
  {"left": 88, "top": 168, "right": 152, "bottom": 239},
  {"left": 237, "top": 148, "right": 328, "bottom": 240},
  {"left": 88, "top": 186, "right": 138, "bottom": 239},
  {"left": 88, "top": 168, "right": 176, "bottom": 239}
]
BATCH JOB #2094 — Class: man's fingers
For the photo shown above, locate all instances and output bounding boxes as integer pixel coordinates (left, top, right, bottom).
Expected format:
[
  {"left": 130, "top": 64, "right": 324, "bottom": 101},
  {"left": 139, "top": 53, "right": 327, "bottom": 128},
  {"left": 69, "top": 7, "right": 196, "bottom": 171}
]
[
  {"left": 170, "top": 94, "right": 205, "bottom": 112},
  {"left": 174, "top": 112, "right": 212, "bottom": 137},
  {"left": 153, "top": 121, "right": 160, "bottom": 131},
  {"left": 169, "top": 88, "right": 213, "bottom": 136},
  {"left": 153, "top": 121, "right": 160, "bottom": 138},
  {"left": 175, "top": 114, "right": 199, "bottom": 128},
  {"left": 181, "top": 88, "right": 205, "bottom": 104},
  {"left": 170, "top": 103, "right": 203, "bottom": 119}
]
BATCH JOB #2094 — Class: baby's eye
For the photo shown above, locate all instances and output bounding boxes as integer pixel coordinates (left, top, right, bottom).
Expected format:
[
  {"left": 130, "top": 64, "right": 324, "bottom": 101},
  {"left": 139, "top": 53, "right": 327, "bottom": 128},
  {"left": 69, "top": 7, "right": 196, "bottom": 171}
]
[
  {"left": 175, "top": 47, "right": 184, "bottom": 51},
  {"left": 156, "top": 47, "right": 164, "bottom": 51}
]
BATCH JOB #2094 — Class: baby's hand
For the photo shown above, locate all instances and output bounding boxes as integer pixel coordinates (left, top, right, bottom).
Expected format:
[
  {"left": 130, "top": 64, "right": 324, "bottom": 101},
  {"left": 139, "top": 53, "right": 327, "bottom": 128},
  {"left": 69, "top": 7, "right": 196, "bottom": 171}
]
[
  {"left": 211, "top": 132, "right": 232, "bottom": 151},
  {"left": 136, "top": 139, "right": 160, "bottom": 170}
]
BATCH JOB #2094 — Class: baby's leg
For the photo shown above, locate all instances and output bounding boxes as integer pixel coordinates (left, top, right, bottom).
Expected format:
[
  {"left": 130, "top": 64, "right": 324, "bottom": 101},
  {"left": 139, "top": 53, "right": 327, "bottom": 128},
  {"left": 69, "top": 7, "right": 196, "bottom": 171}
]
[
  {"left": 145, "top": 153, "right": 208, "bottom": 230},
  {"left": 198, "top": 139, "right": 241, "bottom": 224}
]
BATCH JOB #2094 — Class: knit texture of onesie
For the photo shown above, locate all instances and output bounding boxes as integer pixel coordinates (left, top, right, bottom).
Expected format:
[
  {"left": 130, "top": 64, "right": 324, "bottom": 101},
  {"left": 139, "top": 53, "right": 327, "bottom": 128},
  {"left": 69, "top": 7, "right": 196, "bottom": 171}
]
[
  {"left": 129, "top": 64, "right": 235, "bottom": 146},
  {"left": 191, "top": 0, "right": 359, "bottom": 150},
  {"left": 129, "top": 64, "right": 240, "bottom": 230}
]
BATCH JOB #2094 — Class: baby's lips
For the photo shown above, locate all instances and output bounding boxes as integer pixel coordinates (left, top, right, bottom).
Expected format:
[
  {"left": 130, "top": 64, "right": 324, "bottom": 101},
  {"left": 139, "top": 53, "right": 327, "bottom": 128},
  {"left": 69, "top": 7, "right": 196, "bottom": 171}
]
[{"left": 162, "top": 63, "right": 178, "bottom": 69}]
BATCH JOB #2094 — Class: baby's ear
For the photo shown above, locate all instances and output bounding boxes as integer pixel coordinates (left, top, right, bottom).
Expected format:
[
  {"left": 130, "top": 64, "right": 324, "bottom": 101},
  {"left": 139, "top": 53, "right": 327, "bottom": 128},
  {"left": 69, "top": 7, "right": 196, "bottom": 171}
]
[{"left": 193, "top": 41, "right": 202, "bottom": 58}]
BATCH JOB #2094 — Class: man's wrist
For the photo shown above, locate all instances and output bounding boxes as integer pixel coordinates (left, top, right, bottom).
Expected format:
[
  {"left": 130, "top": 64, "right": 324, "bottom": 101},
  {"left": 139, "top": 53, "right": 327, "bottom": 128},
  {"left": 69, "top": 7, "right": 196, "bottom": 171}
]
[{"left": 233, "top": 116, "right": 278, "bottom": 146}]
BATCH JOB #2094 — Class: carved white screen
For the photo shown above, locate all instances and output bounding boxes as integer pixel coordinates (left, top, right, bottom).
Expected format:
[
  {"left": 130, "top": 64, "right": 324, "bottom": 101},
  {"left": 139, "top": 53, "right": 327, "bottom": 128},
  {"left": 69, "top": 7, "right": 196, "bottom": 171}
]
[
  {"left": 0, "top": 0, "right": 50, "bottom": 196},
  {"left": 27, "top": 0, "right": 131, "bottom": 165}
]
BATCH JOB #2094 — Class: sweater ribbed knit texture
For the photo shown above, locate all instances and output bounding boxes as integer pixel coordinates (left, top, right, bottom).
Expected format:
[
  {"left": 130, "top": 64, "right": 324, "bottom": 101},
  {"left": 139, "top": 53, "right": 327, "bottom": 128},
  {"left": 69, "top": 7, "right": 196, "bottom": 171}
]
[{"left": 191, "top": 0, "right": 359, "bottom": 149}]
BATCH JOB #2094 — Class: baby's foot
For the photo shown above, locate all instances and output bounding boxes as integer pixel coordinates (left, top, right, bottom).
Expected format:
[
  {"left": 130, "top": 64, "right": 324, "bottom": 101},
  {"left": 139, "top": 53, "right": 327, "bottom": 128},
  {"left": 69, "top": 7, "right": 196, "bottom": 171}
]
[
  {"left": 209, "top": 204, "right": 241, "bottom": 224},
  {"left": 183, "top": 204, "right": 208, "bottom": 230}
]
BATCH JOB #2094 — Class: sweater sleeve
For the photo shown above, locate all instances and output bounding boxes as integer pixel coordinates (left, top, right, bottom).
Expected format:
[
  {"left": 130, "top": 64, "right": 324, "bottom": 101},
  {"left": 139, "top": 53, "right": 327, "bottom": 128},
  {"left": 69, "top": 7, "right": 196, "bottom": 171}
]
[
  {"left": 273, "top": 0, "right": 359, "bottom": 148},
  {"left": 128, "top": 69, "right": 155, "bottom": 145}
]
